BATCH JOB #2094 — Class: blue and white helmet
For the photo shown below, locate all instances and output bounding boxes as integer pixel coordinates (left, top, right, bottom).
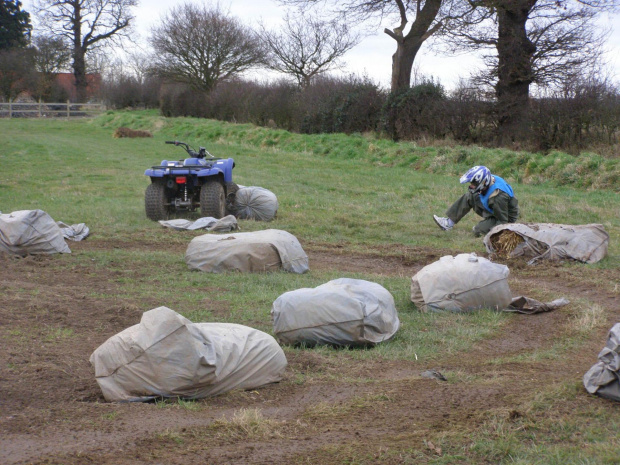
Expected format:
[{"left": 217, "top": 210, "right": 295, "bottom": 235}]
[{"left": 460, "top": 165, "right": 491, "bottom": 193}]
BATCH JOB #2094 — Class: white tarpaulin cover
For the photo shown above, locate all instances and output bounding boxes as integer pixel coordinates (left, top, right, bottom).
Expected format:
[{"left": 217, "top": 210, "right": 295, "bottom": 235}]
[
  {"left": 484, "top": 223, "right": 609, "bottom": 264},
  {"left": 90, "top": 306, "right": 288, "bottom": 402},
  {"left": 411, "top": 253, "right": 512, "bottom": 312},
  {"left": 234, "top": 186, "right": 278, "bottom": 221},
  {"left": 583, "top": 323, "right": 620, "bottom": 402},
  {"left": 185, "top": 229, "right": 309, "bottom": 273},
  {"left": 159, "top": 215, "right": 238, "bottom": 232},
  {"left": 272, "top": 278, "right": 400, "bottom": 347},
  {"left": 0, "top": 210, "right": 71, "bottom": 256}
]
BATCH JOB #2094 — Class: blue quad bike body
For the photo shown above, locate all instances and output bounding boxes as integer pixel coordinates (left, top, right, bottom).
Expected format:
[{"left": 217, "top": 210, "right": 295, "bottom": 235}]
[{"left": 144, "top": 141, "right": 237, "bottom": 221}]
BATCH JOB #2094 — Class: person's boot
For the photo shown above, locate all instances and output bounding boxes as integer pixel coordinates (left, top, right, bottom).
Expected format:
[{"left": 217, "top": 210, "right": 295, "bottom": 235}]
[{"left": 433, "top": 215, "right": 454, "bottom": 231}]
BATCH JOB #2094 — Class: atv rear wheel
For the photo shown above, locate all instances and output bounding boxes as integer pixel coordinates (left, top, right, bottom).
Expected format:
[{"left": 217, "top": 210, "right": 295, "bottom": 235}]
[
  {"left": 145, "top": 183, "right": 170, "bottom": 221},
  {"left": 200, "top": 181, "right": 226, "bottom": 218}
]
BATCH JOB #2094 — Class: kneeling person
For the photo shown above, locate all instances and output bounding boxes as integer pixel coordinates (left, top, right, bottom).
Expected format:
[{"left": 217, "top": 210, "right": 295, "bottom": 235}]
[{"left": 433, "top": 165, "right": 519, "bottom": 237}]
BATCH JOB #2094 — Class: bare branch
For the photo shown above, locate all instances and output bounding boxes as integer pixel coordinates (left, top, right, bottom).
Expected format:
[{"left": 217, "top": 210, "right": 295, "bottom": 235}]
[{"left": 260, "top": 8, "right": 361, "bottom": 87}]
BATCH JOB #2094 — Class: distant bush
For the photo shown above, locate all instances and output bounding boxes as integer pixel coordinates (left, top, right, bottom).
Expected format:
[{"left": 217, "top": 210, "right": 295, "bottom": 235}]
[
  {"left": 382, "top": 79, "right": 448, "bottom": 141},
  {"left": 150, "top": 73, "right": 618, "bottom": 155},
  {"left": 102, "top": 74, "right": 161, "bottom": 110},
  {"left": 298, "top": 75, "right": 385, "bottom": 134},
  {"left": 530, "top": 79, "right": 620, "bottom": 154}
]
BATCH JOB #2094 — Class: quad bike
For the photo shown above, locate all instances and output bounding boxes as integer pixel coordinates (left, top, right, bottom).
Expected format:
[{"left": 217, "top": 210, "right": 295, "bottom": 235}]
[{"left": 144, "top": 141, "right": 237, "bottom": 221}]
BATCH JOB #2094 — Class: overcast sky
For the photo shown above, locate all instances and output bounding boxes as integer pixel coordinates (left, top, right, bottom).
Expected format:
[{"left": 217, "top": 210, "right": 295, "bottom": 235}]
[{"left": 21, "top": 0, "right": 620, "bottom": 90}]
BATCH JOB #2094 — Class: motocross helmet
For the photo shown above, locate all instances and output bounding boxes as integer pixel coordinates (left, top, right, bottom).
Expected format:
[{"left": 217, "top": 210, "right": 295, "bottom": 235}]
[{"left": 460, "top": 165, "right": 491, "bottom": 193}]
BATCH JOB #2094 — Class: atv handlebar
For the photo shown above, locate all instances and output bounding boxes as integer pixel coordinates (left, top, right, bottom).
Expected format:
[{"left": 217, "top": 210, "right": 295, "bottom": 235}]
[{"left": 165, "top": 140, "right": 213, "bottom": 159}]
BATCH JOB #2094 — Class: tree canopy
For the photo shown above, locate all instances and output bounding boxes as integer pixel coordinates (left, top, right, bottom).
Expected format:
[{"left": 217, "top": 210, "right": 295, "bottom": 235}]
[
  {"left": 149, "top": 3, "right": 265, "bottom": 92},
  {"left": 0, "top": 0, "right": 32, "bottom": 49}
]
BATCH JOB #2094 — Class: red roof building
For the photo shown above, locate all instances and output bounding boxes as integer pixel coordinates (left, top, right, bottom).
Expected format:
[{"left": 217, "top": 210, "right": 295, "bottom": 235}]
[{"left": 54, "top": 73, "right": 102, "bottom": 101}]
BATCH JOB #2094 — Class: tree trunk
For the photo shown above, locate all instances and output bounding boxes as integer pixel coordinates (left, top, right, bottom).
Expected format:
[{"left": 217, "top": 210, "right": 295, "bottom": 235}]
[
  {"left": 390, "top": 40, "right": 423, "bottom": 92},
  {"left": 73, "top": 46, "right": 88, "bottom": 103},
  {"left": 386, "top": 0, "right": 443, "bottom": 93},
  {"left": 495, "top": 0, "right": 537, "bottom": 145},
  {"left": 71, "top": 2, "right": 87, "bottom": 103}
]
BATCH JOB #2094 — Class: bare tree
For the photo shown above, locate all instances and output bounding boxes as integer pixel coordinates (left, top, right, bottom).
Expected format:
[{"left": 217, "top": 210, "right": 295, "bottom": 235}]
[
  {"left": 259, "top": 9, "right": 360, "bottom": 87},
  {"left": 0, "top": 47, "right": 36, "bottom": 100},
  {"left": 443, "top": 0, "right": 617, "bottom": 144},
  {"left": 33, "top": 0, "right": 137, "bottom": 102},
  {"left": 149, "top": 3, "right": 265, "bottom": 92},
  {"left": 278, "top": 0, "right": 472, "bottom": 92},
  {"left": 31, "top": 34, "right": 71, "bottom": 100},
  {"left": 32, "top": 34, "right": 71, "bottom": 74}
]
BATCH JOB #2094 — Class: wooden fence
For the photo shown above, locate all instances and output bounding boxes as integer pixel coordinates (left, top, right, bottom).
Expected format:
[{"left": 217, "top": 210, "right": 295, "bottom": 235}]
[{"left": 0, "top": 100, "right": 105, "bottom": 118}]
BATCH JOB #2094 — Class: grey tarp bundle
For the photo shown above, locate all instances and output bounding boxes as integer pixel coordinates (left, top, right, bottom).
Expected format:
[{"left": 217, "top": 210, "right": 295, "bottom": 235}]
[
  {"left": 159, "top": 215, "right": 238, "bottom": 232},
  {"left": 583, "top": 323, "right": 620, "bottom": 402},
  {"left": 234, "top": 186, "right": 278, "bottom": 221},
  {"left": 185, "top": 229, "right": 309, "bottom": 273},
  {"left": 90, "top": 306, "right": 288, "bottom": 402},
  {"left": 57, "top": 221, "right": 90, "bottom": 241},
  {"left": 0, "top": 210, "right": 71, "bottom": 256},
  {"left": 411, "top": 253, "right": 512, "bottom": 312},
  {"left": 484, "top": 223, "right": 609, "bottom": 264},
  {"left": 506, "top": 296, "right": 570, "bottom": 315},
  {"left": 272, "top": 278, "right": 400, "bottom": 347}
]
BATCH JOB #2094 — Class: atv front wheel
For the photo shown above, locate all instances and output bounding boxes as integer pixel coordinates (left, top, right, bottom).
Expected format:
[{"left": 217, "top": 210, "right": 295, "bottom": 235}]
[
  {"left": 200, "top": 181, "right": 226, "bottom": 218},
  {"left": 145, "top": 183, "right": 170, "bottom": 221}
]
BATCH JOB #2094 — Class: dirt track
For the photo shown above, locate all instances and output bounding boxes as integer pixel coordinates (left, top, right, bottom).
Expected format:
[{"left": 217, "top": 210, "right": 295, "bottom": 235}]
[{"left": 1, "top": 240, "right": 619, "bottom": 464}]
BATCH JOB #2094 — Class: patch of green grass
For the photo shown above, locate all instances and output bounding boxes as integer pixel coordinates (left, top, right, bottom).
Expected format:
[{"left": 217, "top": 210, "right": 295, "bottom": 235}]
[
  {"left": 155, "top": 398, "right": 202, "bottom": 411},
  {"left": 101, "top": 411, "right": 119, "bottom": 420},
  {"left": 44, "top": 327, "right": 74, "bottom": 342}
]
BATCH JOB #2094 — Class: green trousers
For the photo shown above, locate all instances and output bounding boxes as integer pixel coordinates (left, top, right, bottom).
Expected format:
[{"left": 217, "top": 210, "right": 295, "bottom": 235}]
[{"left": 446, "top": 191, "right": 519, "bottom": 236}]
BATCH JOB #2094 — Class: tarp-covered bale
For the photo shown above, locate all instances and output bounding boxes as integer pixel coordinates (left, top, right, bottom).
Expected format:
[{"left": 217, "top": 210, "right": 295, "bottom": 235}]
[
  {"left": 185, "top": 229, "right": 309, "bottom": 273},
  {"left": 583, "top": 323, "right": 620, "bottom": 402},
  {"left": 411, "top": 253, "right": 512, "bottom": 313},
  {"left": 484, "top": 223, "right": 609, "bottom": 264},
  {"left": 234, "top": 186, "right": 278, "bottom": 221},
  {"left": 0, "top": 209, "right": 71, "bottom": 256},
  {"left": 272, "top": 278, "right": 400, "bottom": 347},
  {"left": 90, "top": 306, "right": 288, "bottom": 402}
]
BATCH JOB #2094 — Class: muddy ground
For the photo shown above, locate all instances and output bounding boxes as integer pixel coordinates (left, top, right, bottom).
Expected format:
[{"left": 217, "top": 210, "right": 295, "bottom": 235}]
[{"left": 1, "top": 239, "right": 619, "bottom": 464}]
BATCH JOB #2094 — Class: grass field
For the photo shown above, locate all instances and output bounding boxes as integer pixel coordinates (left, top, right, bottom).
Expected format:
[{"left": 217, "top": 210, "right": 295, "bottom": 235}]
[{"left": 0, "top": 111, "right": 619, "bottom": 464}]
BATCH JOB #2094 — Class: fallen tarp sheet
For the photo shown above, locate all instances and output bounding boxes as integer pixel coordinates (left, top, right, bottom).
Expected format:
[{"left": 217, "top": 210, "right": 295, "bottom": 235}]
[
  {"left": 0, "top": 210, "right": 71, "bottom": 256},
  {"left": 272, "top": 278, "right": 400, "bottom": 347},
  {"left": 57, "top": 221, "right": 90, "bottom": 241},
  {"left": 90, "top": 306, "right": 288, "bottom": 402},
  {"left": 185, "top": 229, "right": 309, "bottom": 274},
  {"left": 159, "top": 215, "right": 238, "bottom": 232},
  {"left": 411, "top": 253, "right": 512, "bottom": 313},
  {"left": 234, "top": 186, "right": 278, "bottom": 221},
  {"left": 484, "top": 223, "right": 609, "bottom": 264},
  {"left": 583, "top": 323, "right": 620, "bottom": 402},
  {"left": 506, "top": 296, "right": 570, "bottom": 315}
]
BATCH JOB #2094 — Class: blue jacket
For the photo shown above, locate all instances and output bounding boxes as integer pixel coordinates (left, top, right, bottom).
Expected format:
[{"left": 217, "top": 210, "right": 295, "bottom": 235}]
[{"left": 479, "top": 176, "right": 514, "bottom": 214}]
